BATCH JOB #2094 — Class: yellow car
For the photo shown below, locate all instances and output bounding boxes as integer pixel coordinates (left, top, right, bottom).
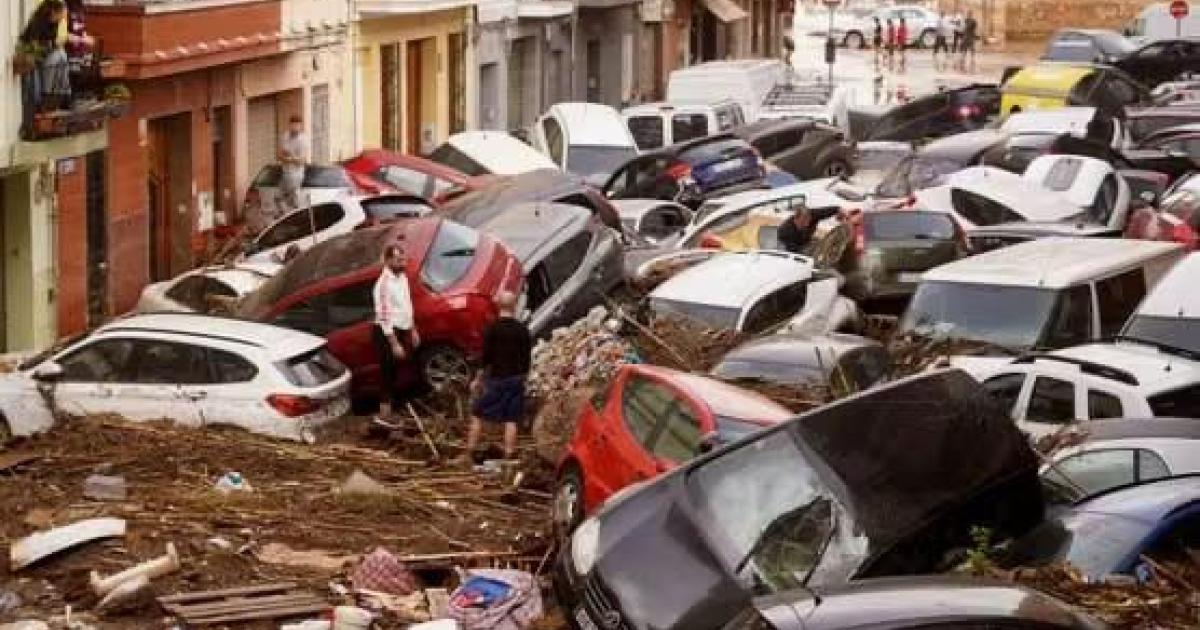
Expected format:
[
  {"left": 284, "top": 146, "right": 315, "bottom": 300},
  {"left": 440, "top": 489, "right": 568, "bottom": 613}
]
[{"left": 999, "top": 62, "right": 1152, "bottom": 118}]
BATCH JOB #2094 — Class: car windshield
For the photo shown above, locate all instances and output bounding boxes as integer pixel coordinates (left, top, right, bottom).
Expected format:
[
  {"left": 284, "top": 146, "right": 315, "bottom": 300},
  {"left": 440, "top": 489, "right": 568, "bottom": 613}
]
[
  {"left": 688, "top": 429, "right": 836, "bottom": 592},
  {"left": 1004, "top": 511, "right": 1151, "bottom": 578},
  {"left": 427, "top": 144, "right": 489, "bottom": 177},
  {"left": 421, "top": 220, "right": 481, "bottom": 293},
  {"left": 899, "top": 281, "right": 1063, "bottom": 349},
  {"left": 865, "top": 211, "right": 957, "bottom": 240},
  {"left": 1046, "top": 39, "right": 1103, "bottom": 62},
  {"left": 278, "top": 347, "right": 347, "bottom": 387},
  {"left": 650, "top": 297, "right": 742, "bottom": 331},
  {"left": 1123, "top": 315, "right": 1200, "bottom": 356},
  {"left": 566, "top": 146, "right": 638, "bottom": 179},
  {"left": 876, "top": 157, "right": 964, "bottom": 198},
  {"left": 712, "top": 358, "right": 826, "bottom": 386},
  {"left": 1094, "top": 32, "right": 1137, "bottom": 57}
]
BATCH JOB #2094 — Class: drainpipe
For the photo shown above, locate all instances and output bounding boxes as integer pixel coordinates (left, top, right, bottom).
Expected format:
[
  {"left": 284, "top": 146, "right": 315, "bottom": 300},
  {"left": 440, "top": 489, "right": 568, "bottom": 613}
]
[{"left": 350, "top": 0, "right": 360, "bottom": 153}]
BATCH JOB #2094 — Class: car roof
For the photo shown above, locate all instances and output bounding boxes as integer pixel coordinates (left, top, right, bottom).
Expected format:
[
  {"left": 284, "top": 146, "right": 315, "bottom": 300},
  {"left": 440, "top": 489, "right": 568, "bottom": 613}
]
[
  {"left": 705, "top": 178, "right": 845, "bottom": 211},
  {"left": 547, "top": 102, "right": 632, "bottom": 146},
  {"left": 1001, "top": 107, "right": 1098, "bottom": 135},
  {"left": 733, "top": 118, "right": 819, "bottom": 139},
  {"left": 719, "top": 333, "right": 882, "bottom": 368},
  {"left": 1066, "top": 418, "right": 1200, "bottom": 443},
  {"left": 197, "top": 263, "right": 281, "bottom": 295},
  {"left": 649, "top": 251, "right": 814, "bottom": 308},
  {"left": 348, "top": 150, "right": 469, "bottom": 184},
  {"left": 918, "top": 128, "right": 1008, "bottom": 160},
  {"left": 1004, "top": 63, "right": 1097, "bottom": 89},
  {"left": 966, "top": 221, "right": 1113, "bottom": 239},
  {"left": 477, "top": 202, "right": 590, "bottom": 264},
  {"left": 1051, "top": 341, "right": 1200, "bottom": 392},
  {"left": 1074, "top": 475, "right": 1200, "bottom": 522},
  {"left": 97, "top": 313, "right": 324, "bottom": 359},
  {"left": 440, "top": 169, "right": 590, "bottom": 224},
  {"left": 921, "top": 237, "right": 1182, "bottom": 288},
  {"left": 928, "top": 167, "right": 1081, "bottom": 223},
  {"left": 1135, "top": 253, "right": 1200, "bottom": 318},
  {"left": 622, "top": 100, "right": 738, "bottom": 116},
  {"left": 630, "top": 364, "right": 792, "bottom": 424},
  {"left": 444, "top": 132, "right": 557, "bottom": 172}
]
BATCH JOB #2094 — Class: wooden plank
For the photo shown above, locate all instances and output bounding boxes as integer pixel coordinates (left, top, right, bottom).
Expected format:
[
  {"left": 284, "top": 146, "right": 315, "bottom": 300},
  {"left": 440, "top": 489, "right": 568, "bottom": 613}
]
[
  {"left": 167, "top": 594, "right": 322, "bottom": 616},
  {"left": 186, "top": 603, "right": 330, "bottom": 625},
  {"left": 158, "top": 582, "right": 296, "bottom": 605}
]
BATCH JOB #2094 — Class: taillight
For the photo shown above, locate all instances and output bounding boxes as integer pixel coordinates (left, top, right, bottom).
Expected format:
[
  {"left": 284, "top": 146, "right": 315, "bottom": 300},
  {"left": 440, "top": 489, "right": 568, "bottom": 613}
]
[
  {"left": 1171, "top": 223, "right": 1199, "bottom": 249},
  {"left": 698, "top": 233, "right": 723, "bottom": 249},
  {"left": 957, "top": 104, "right": 979, "bottom": 119},
  {"left": 853, "top": 222, "right": 866, "bottom": 255},
  {"left": 953, "top": 221, "right": 971, "bottom": 253},
  {"left": 267, "top": 394, "right": 322, "bottom": 418},
  {"left": 666, "top": 162, "right": 692, "bottom": 181}
]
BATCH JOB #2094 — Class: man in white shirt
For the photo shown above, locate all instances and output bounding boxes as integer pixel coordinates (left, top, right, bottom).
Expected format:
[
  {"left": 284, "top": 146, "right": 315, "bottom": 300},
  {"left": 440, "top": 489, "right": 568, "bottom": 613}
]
[
  {"left": 372, "top": 244, "right": 419, "bottom": 419},
  {"left": 277, "top": 114, "right": 308, "bottom": 215}
]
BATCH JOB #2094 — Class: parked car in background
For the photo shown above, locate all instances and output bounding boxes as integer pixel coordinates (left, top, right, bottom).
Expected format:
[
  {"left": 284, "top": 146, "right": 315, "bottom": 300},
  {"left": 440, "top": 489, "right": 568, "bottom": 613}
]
[
  {"left": 850, "top": 84, "right": 1001, "bottom": 143},
  {"left": 955, "top": 341, "right": 1200, "bottom": 437},
  {"left": 478, "top": 203, "right": 624, "bottom": 338},
  {"left": 623, "top": 100, "right": 746, "bottom": 151},
  {"left": 647, "top": 250, "right": 860, "bottom": 336},
  {"left": 552, "top": 363, "right": 792, "bottom": 533},
  {"left": 236, "top": 219, "right": 524, "bottom": 395},
  {"left": 438, "top": 168, "right": 622, "bottom": 232},
  {"left": 898, "top": 238, "right": 1184, "bottom": 353},
  {"left": 603, "top": 134, "right": 767, "bottom": 208},
  {"left": 730, "top": 577, "right": 1107, "bottom": 630},
  {"left": 426, "top": 131, "right": 557, "bottom": 176},
  {"left": 711, "top": 332, "right": 889, "bottom": 394},
  {"left": 1000, "top": 63, "right": 1154, "bottom": 117},
  {"left": 1005, "top": 475, "right": 1200, "bottom": 581},
  {"left": 1042, "top": 29, "right": 1137, "bottom": 64},
  {"left": 0, "top": 314, "right": 351, "bottom": 443},
  {"left": 136, "top": 261, "right": 280, "bottom": 314},
  {"left": 555, "top": 370, "right": 1045, "bottom": 630},
  {"left": 832, "top": 5, "right": 940, "bottom": 49},
  {"left": 1115, "top": 38, "right": 1200, "bottom": 88},
  {"left": 243, "top": 164, "right": 354, "bottom": 232},
  {"left": 341, "top": 150, "right": 494, "bottom": 203},
  {"left": 1041, "top": 418, "right": 1200, "bottom": 505},
  {"left": 733, "top": 118, "right": 853, "bottom": 180},
  {"left": 666, "top": 59, "right": 788, "bottom": 124},
  {"left": 612, "top": 199, "right": 692, "bottom": 245},
  {"left": 242, "top": 194, "right": 434, "bottom": 264},
  {"left": 532, "top": 103, "right": 640, "bottom": 185}
]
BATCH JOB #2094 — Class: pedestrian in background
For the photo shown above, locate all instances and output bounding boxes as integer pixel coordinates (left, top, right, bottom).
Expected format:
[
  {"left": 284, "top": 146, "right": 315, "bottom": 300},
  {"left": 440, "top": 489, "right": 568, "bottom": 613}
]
[
  {"left": 885, "top": 18, "right": 896, "bottom": 71},
  {"left": 951, "top": 13, "right": 963, "bottom": 54},
  {"left": 872, "top": 17, "right": 883, "bottom": 69},
  {"left": 959, "top": 12, "right": 979, "bottom": 72},
  {"left": 372, "top": 244, "right": 419, "bottom": 423},
  {"left": 277, "top": 114, "right": 308, "bottom": 216},
  {"left": 933, "top": 13, "right": 951, "bottom": 71},
  {"left": 19, "top": 0, "right": 71, "bottom": 112},
  {"left": 897, "top": 17, "right": 908, "bottom": 73},
  {"left": 460, "top": 292, "right": 532, "bottom": 465}
]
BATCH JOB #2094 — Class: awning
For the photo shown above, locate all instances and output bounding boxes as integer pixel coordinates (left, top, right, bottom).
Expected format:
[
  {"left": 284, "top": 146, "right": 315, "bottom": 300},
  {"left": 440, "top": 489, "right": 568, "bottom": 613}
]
[{"left": 699, "top": 0, "right": 748, "bottom": 22}]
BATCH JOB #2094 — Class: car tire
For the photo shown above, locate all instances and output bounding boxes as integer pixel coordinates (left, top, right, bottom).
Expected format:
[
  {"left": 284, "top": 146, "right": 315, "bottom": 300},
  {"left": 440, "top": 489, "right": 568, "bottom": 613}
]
[
  {"left": 553, "top": 463, "right": 587, "bottom": 539},
  {"left": 919, "top": 29, "right": 937, "bottom": 49},
  {"left": 419, "top": 345, "right": 472, "bottom": 394},
  {"left": 822, "top": 159, "right": 852, "bottom": 178},
  {"left": 843, "top": 32, "right": 865, "bottom": 49}
]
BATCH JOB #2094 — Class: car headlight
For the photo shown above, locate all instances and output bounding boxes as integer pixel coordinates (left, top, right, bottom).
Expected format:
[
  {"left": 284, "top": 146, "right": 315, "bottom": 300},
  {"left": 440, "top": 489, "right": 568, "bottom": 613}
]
[{"left": 571, "top": 517, "right": 601, "bottom": 576}]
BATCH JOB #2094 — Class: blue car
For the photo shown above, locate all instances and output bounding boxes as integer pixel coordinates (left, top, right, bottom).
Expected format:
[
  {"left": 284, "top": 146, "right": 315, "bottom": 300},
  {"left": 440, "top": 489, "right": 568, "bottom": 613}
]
[
  {"left": 1006, "top": 475, "right": 1200, "bottom": 580},
  {"left": 601, "top": 134, "right": 768, "bottom": 208}
]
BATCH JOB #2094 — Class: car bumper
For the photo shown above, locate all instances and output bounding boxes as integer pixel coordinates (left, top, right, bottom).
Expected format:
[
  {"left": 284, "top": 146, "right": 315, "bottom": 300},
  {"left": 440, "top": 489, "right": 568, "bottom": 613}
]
[{"left": 844, "top": 269, "right": 923, "bottom": 301}]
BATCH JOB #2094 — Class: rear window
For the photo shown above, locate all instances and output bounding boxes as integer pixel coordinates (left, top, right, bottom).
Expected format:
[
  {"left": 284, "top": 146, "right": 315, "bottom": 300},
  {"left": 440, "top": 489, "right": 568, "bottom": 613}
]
[
  {"left": 1149, "top": 384, "right": 1200, "bottom": 418},
  {"left": 629, "top": 116, "right": 665, "bottom": 150},
  {"left": 679, "top": 138, "right": 752, "bottom": 164},
  {"left": 279, "top": 347, "right": 346, "bottom": 387},
  {"left": 865, "top": 212, "right": 956, "bottom": 241},
  {"left": 950, "top": 188, "right": 1024, "bottom": 226},
  {"left": 428, "top": 144, "right": 488, "bottom": 176},
  {"left": 421, "top": 220, "right": 481, "bottom": 292},
  {"left": 672, "top": 114, "right": 710, "bottom": 144},
  {"left": 1045, "top": 39, "right": 1101, "bottom": 62}
]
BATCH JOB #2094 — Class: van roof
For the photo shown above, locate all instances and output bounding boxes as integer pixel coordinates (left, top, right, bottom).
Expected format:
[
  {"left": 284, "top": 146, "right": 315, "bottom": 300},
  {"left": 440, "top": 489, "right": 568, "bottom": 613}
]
[
  {"left": 1135, "top": 253, "right": 1200, "bottom": 317},
  {"left": 622, "top": 100, "right": 740, "bottom": 116},
  {"left": 670, "top": 59, "right": 787, "bottom": 76},
  {"left": 547, "top": 102, "right": 633, "bottom": 147},
  {"left": 921, "top": 237, "right": 1183, "bottom": 288}
]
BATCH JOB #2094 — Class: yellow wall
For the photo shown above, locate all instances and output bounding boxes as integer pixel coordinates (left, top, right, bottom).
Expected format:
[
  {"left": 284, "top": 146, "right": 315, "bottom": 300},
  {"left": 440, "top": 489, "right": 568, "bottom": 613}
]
[
  {"left": 2, "top": 166, "right": 57, "bottom": 352},
  {"left": 355, "top": 9, "right": 468, "bottom": 153}
]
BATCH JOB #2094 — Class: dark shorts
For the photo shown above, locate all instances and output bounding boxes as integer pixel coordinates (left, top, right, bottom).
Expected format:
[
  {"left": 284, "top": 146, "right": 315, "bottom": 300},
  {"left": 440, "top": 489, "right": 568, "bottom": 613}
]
[
  {"left": 472, "top": 375, "right": 526, "bottom": 423},
  {"left": 961, "top": 37, "right": 976, "bottom": 52},
  {"left": 934, "top": 36, "right": 949, "bottom": 53}
]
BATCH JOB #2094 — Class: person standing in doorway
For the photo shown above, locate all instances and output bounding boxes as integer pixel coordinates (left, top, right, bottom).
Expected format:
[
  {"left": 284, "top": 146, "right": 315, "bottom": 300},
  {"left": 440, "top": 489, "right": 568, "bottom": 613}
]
[
  {"left": 372, "top": 244, "right": 419, "bottom": 423},
  {"left": 960, "top": 12, "right": 979, "bottom": 73},
  {"left": 884, "top": 18, "right": 896, "bottom": 71},
  {"left": 933, "top": 13, "right": 952, "bottom": 71},
  {"left": 896, "top": 17, "right": 908, "bottom": 73},
  {"left": 872, "top": 17, "right": 883, "bottom": 69},
  {"left": 277, "top": 114, "right": 308, "bottom": 218},
  {"left": 460, "top": 292, "right": 532, "bottom": 465}
]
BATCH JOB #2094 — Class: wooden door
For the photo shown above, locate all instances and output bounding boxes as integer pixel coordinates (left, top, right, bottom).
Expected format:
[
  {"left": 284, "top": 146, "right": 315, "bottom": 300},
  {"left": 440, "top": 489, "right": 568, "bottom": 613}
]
[
  {"left": 405, "top": 40, "right": 422, "bottom": 154},
  {"left": 147, "top": 119, "right": 171, "bottom": 282}
]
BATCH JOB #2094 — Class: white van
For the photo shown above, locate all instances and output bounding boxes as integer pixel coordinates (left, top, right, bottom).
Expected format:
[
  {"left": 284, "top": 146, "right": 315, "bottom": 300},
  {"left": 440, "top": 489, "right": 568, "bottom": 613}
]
[
  {"left": 427, "top": 131, "right": 558, "bottom": 176},
  {"left": 532, "top": 102, "right": 640, "bottom": 185},
  {"left": 1125, "top": 3, "right": 1200, "bottom": 42},
  {"left": 666, "top": 59, "right": 789, "bottom": 123},
  {"left": 898, "top": 238, "right": 1185, "bottom": 352},
  {"left": 621, "top": 101, "right": 746, "bottom": 151}
]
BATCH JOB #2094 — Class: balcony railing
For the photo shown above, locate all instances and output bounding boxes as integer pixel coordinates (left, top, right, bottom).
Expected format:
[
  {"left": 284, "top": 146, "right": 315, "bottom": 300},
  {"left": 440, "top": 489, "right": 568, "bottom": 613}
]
[{"left": 16, "top": 45, "right": 127, "bottom": 142}]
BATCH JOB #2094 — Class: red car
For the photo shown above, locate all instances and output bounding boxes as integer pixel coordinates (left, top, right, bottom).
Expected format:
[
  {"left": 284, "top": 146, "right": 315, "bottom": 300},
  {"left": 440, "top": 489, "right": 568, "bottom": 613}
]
[
  {"left": 343, "top": 150, "right": 496, "bottom": 204},
  {"left": 1126, "top": 183, "right": 1200, "bottom": 249},
  {"left": 552, "top": 364, "right": 792, "bottom": 533},
  {"left": 237, "top": 218, "right": 523, "bottom": 396}
]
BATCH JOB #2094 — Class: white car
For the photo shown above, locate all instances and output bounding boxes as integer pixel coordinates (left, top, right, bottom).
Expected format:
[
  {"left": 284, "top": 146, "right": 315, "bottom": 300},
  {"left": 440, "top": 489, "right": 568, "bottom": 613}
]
[
  {"left": 612, "top": 199, "right": 693, "bottom": 245},
  {"left": 1123, "top": 251, "right": 1200, "bottom": 357},
  {"left": 428, "top": 131, "right": 558, "bottom": 176},
  {"left": 1041, "top": 418, "right": 1200, "bottom": 503},
  {"left": 647, "top": 250, "right": 860, "bottom": 336},
  {"left": 1000, "top": 107, "right": 1128, "bottom": 148},
  {"left": 681, "top": 178, "right": 852, "bottom": 248},
  {"left": 243, "top": 164, "right": 355, "bottom": 233},
  {"left": 532, "top": 102, "right": 640, "bottom": 185},
  {"left": 0, "top": 314, "right": 352, "bottom": 444},
  {"left": 954, "top": 341, "right": 1200, "bottom": 438},
  {"left": 831, "top": 5, "right": 941, "bottom": 49},
  {"left": 135, "top": 261, "right": 281, "bottom": 314},
  {"left": 242, "top": 193, "right": 433, "bottom": 264},
  {"left": 622, "top": 100, "right": 747, "bottom": 151}
]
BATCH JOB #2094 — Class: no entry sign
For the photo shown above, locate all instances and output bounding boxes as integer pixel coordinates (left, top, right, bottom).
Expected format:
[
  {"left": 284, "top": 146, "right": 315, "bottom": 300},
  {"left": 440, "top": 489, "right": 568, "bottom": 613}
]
[{"left": 1171, "top": 0, "right": 1189, "bottom": 20}]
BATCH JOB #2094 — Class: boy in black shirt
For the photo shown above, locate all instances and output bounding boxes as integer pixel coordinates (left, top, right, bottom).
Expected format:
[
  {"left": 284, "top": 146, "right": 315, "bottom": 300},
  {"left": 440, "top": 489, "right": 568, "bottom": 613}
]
[{"left": 460, "top": 291, "right": 532, "bottom": 463}]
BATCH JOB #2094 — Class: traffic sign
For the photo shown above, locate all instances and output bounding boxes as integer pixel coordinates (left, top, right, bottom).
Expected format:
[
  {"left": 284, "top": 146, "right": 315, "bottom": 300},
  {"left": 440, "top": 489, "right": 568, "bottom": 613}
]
[{"left": 1170, "top": 0, "right": 1189, "bottom": 20}]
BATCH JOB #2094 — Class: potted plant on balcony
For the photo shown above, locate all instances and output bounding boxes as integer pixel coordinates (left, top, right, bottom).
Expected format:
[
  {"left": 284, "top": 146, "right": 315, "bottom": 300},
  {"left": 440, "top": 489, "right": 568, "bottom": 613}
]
[{"left": 103, "top": 83, "right": 131, "bottom": 118}]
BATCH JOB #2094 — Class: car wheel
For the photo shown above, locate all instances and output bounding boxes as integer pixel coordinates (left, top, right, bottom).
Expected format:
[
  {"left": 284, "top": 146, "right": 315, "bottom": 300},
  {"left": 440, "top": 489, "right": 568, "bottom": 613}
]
[
  {"left": 843, "top": 32, "right": 865, "bottom": 49},
  {"left": 823, "top": 159, "right": 852, "bottom": 178},
  {"left": 420, "top": 345, "right": 471, "bottom": 394},
  {"left": 919, "top": 29, "right": 937, "bottom": 49},
  {"left": 553, "top": 463, "right": 586, "bottom": 539}
]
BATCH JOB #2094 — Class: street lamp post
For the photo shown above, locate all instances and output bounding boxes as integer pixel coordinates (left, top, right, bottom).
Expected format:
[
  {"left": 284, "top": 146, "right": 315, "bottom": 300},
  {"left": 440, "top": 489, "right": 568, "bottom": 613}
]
[{"left": 823, "top": 0, "right": 841, "bottom": 84}]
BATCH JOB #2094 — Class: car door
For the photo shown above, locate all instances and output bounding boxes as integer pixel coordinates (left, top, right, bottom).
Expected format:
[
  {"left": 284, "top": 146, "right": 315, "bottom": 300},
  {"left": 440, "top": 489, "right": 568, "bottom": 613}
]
[
  {"left": 643, "top": 392, "right": 706, "bottom": 470},
  {"left": 1020, "top": 374, "right": 1081, "bottom": 434},
  {"left": 980, "top": 372, "right": 1028, "bottom": 418},
  {"left": 531, "top": 230, "right": 594, "bottom": 334},
  {"left": 189, "top": 347, "right": 266, "bottom": 434},
  {"left": 588, "top": 373, "right": 674, "bottom": 498}
]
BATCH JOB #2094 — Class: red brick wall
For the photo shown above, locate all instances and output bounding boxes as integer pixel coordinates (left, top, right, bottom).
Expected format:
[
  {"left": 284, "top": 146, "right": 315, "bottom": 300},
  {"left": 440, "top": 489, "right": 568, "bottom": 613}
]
[
  {"left": 55, "top": 161, "right": 89, "bottom": 337},
  {"left": 106, "top": 115, "right": 150, "bottom": 315}
]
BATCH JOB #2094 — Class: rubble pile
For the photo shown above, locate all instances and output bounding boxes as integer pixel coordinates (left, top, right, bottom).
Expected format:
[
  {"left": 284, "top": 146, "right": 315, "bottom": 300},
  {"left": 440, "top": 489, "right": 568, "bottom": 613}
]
[
  {"left": 527, "top": 307, "right": 633, "bottom": 398},
  {"left": 0, "top": 417, "right": 552, "bottom": 629},
  {"left": 629, "top": 315, "right": 745, "bottom": 373}
]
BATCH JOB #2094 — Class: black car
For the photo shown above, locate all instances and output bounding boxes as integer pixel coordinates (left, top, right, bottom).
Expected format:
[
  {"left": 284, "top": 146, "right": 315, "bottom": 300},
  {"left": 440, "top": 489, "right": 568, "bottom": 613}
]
[
  {"left": 849, "top": 84, "right": 1001, "bottom": 143},
  {"left": 728, "top": 576, "right": 1107, "bottom": 630},
  {"left": 711, "top": 333, "right": 889, "bottom": 396},
  {"left": 1116, "top": 39, "right": 1200, "bottom": 88},
  {"left": 554, "top": 370, "right": 1045, "bottom": 630},
  {"left": 872, "top": 129, "right": 1009, "bottom": 198},
  {"left": 732, "top": 120, "right": 853, "bottom": 180},
  {"left": 1042, "top": 29, "right": 1137, "bottom": 64},
  {"left": 437, "top": 168, "right": 622, "bottom": 232},
  {"left": 602, "top": 134, "right": 767, "bottom": 208}
]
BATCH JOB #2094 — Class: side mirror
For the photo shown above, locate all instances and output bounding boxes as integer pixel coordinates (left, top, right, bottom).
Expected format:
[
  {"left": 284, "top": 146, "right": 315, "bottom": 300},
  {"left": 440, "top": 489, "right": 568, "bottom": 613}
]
[{"left": 32, "top": 361, "right": 64, "bottom": 382}]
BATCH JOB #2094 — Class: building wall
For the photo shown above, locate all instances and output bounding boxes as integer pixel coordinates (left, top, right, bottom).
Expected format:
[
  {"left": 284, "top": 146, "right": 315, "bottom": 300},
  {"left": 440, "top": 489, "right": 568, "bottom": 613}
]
[
  {"left": 576, "top": 4, "right": 641, "bottom": 107},
  {"left": 1, "top": 167, "right": 56, "bottom": 351},
  {"left": 55, "top": 160, "right": 88, "bottom": 338},
  {"left": 475, "top": 15, "right": 576, "bottom": 131},
  {"left": 938, "top": 0, "right": 1144, "bottom": 43}
]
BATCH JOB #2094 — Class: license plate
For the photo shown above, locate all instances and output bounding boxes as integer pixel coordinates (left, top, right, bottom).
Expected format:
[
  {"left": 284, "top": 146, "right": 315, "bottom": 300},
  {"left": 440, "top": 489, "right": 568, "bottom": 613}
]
[
  {"left": 897, "top": 272, "right": 923, "bottom": 283},
  {"left": 575, "top": 607, "right": 600, "bottom": 630}
]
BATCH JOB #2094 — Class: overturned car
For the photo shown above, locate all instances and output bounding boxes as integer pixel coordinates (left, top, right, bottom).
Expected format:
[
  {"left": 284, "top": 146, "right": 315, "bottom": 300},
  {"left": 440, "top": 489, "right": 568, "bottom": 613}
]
[{"left": 554, "top": 369, "right": 1045, "bottom": 630}]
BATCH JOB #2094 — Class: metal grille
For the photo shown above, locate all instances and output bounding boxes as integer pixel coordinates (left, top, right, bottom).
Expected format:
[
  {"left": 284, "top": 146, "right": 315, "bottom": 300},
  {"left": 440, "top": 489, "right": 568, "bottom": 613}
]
[{"left": 582, "top": 577, "right": 628, "bottom": 630}]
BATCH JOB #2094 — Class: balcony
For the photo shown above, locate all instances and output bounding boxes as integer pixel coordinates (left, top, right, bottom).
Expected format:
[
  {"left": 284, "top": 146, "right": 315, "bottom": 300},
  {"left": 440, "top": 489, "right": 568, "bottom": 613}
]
[{"left": 15, "top": 45, "right": 128, "bottom": 142}]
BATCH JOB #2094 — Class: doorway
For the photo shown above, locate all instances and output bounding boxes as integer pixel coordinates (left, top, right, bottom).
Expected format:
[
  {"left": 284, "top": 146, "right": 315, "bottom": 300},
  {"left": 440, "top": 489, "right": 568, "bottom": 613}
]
[
  {"left": 406, "top": 37, "right": 437, "bottom": 154},
  {"left": 86, "top": 150, "right": 107, "bottom": 326},
  {"left": 586, "top": 40, "right": 601, "bottom": 102},
  {"left": 479, "top": 63, "right": 499, "bottom": 130},
  {"left": 212, "top": 106, "right": 233, "bottom": 223},
  {"left": 147, "top": 113, "right": 193, "bottom": 282},
  {"left": 311, "top": 84, "right": 330, "bottom": 165},
  {"left": 381, "top": 43, "right": 402, "bottom": 151}
]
